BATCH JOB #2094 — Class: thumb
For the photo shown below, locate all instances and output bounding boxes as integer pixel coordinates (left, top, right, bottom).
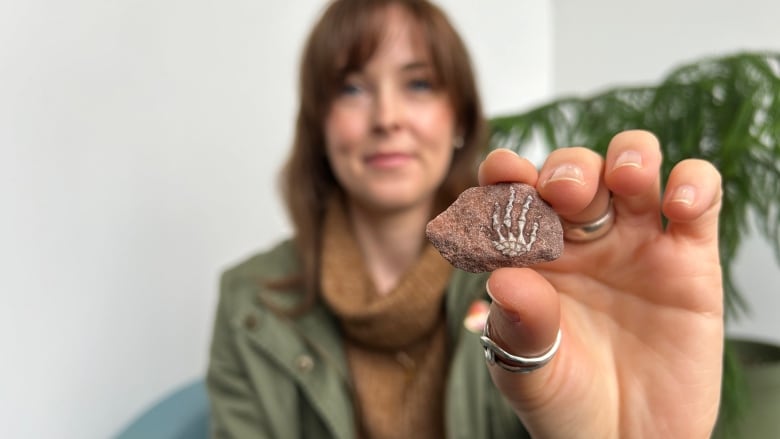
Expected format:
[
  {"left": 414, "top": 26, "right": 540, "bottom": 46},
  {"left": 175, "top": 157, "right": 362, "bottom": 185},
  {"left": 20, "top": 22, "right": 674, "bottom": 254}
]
[{"left": 484, "top": 267, "right": 561, "bottom": 407}]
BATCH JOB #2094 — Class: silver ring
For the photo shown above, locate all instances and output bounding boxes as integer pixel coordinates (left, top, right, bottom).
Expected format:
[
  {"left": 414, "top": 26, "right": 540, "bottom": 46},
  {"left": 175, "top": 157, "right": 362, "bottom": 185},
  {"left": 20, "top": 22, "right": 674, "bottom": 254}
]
[
  {"left": 561, "top": 198, "right": 615, "bottom": 242},
  {"left": 480, "top": 319, "right": 561, "bottom": 373}
]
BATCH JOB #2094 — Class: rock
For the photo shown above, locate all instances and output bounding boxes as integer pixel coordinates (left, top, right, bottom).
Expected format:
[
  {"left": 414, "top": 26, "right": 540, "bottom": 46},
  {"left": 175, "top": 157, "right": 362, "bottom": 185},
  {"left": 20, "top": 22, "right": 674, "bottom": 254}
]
[{"left": 426, "top": 183, "right": 563, "bottom": 273}]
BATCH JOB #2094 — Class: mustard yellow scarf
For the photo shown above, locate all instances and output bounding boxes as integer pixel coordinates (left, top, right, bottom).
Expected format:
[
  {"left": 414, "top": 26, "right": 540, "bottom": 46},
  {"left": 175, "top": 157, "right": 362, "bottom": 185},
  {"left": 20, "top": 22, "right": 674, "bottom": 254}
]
[{"left": 320, "top": 199, "right": 453, "bottom": 439}]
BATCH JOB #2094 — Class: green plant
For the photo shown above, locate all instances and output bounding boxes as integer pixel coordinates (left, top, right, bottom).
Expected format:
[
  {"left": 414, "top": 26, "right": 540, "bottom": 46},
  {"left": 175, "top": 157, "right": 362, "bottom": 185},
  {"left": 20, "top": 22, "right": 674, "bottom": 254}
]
[{"left": 488, "top": 51, "right": 780, "bottom": 434}]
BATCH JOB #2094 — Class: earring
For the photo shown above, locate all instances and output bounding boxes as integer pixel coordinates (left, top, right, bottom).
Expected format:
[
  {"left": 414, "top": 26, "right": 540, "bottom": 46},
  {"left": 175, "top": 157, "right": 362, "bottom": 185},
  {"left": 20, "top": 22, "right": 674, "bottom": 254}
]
[{"left": 453, "top": 135, "right": 464, "bottom": 150}]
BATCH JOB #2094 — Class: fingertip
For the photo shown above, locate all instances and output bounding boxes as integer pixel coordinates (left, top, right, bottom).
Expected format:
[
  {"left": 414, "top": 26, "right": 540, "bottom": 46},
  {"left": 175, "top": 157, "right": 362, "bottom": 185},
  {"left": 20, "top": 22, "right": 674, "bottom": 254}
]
[
  {"left": 537, "top": 147, "right": 604, "bottom": 217},
  {"left": 486, "top": 268, "right": 560, "bottom": 354},
  {"left": 663, "top": 159, "right": 722, "bottom": 238},
  {"left": 604, "top": 130, "right": 663, "bottom": 197},
  {"left": 607, "top": 130, "right": 661, "bottom": 156},
  {"left": 478, "top": 149, "right": 539, "bottom": 186}
]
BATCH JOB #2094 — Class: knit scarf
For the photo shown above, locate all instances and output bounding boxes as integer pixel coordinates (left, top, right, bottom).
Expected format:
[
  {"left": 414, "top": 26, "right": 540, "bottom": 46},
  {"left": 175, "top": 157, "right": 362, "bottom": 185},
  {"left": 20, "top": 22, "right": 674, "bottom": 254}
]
[{"left": 320, "top": 199, "right": 453, "bottom": 439}]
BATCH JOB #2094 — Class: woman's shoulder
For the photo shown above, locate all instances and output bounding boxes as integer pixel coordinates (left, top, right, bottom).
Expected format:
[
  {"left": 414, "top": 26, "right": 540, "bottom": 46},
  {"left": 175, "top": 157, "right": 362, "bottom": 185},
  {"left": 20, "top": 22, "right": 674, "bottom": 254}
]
[
  {"left": 217, "top": 239, "right": 302, "bottom": 304},
  {"left": 221, "top": 239, "right": 299, "bottom": 281}
]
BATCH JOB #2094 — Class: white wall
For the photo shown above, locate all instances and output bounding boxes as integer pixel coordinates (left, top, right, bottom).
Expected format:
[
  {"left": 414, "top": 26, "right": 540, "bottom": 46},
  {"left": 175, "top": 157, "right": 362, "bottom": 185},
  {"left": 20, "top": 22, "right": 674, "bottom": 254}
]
[
  {"left": 0, "top": 1, "right": 551, "bottom": 438},
  {"left": 551, "top": 0, "right": 780, "bottom": 343},
  {"left": 9, "top": 1, "right": 777, "bottom": 437}
]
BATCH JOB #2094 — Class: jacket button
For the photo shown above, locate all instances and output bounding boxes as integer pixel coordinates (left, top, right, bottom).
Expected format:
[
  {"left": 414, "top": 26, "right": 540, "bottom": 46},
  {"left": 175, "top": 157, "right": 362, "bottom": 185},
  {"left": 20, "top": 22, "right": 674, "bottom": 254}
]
[
  {"left": 244, "top": 314, "right": 257, "bottom": 330},
  {"left": 296, "top": 354, "right": 314, "bottom": 373}
]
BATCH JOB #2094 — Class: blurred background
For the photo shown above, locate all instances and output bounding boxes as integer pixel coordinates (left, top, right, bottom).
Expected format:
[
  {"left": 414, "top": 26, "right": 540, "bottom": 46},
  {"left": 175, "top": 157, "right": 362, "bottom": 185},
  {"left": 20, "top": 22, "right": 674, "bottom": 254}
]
[{"left": 1, "top": 1, "right": 777, "bottom": 437}]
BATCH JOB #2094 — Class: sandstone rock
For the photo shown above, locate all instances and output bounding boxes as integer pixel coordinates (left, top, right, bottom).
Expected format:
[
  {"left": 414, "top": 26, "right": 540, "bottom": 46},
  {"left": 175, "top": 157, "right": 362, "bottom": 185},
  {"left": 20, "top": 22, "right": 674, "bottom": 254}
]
[{"left": 426, "top": 183, "right": 563, "bottom": 273}]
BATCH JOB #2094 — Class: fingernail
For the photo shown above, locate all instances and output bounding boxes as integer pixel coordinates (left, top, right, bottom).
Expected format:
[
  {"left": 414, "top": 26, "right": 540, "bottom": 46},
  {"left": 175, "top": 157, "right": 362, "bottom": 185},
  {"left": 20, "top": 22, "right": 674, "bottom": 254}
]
[
  {"left": 613, "top": 150, "right": 643, "bottom": 171},
  {"left": 485, "top": 280, "right": 505, "bottom": 308},
  {"left": 670, "top": 184, "right": 697, "bottom": 206},
  {"left": 544, "top": 163, "right": 584, "bottom": 186}
]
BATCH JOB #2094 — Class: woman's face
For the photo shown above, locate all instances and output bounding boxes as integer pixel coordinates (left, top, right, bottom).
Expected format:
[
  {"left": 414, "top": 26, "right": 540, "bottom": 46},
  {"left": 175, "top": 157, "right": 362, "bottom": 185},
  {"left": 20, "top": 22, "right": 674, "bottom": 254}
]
[{"left": 324, "top": 7, "right": 457, "bottom": 215}]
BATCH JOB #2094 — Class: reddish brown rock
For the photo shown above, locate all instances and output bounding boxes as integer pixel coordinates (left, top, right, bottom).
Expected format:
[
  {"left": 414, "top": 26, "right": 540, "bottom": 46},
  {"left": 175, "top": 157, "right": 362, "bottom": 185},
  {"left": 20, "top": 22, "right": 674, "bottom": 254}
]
[{"left": 426, "top": 183, "right": 563, "bottom": 273}]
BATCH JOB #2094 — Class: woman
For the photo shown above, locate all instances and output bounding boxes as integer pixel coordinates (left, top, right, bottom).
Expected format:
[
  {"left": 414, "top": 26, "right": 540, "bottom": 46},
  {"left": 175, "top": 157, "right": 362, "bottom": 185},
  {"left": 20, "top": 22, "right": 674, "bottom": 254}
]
[{"left": 208, "top": 0, "right": 724, "bottom": 437}]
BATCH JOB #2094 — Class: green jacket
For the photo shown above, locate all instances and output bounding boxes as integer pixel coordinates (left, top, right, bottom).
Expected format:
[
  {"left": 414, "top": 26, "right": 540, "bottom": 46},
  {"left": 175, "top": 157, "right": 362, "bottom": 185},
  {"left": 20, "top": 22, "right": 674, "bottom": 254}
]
[{"left": 207, "top": 240, "right": 529, "bottom": 438}]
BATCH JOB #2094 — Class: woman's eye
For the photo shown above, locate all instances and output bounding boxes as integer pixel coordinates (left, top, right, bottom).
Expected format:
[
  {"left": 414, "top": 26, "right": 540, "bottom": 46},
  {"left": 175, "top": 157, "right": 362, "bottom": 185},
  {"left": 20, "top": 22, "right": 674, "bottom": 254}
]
[
  {"left": 340, "top": 82, "right": 363, "bottom": 96},
  {"left": 408, "top": 78, "right": 433, "bottom": 91}
]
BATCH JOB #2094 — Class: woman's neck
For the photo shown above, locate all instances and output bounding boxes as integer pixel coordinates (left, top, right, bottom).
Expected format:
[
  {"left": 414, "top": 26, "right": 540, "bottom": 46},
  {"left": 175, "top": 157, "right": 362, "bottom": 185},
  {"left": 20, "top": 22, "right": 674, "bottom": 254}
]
[{"left": 347, "top": 201, "right": 433, "bottom": 296}]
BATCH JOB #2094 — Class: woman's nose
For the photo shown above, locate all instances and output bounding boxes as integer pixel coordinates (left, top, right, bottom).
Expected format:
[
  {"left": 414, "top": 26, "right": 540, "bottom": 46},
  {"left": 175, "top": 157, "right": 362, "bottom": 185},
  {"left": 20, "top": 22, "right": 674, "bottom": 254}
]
[{"left": 372, "top": 86, "right": 402, "bottom": 134}]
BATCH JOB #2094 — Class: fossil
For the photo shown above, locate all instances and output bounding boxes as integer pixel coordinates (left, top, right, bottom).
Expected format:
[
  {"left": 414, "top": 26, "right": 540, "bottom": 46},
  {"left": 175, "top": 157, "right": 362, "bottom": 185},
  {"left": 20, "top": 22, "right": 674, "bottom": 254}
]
[
  {"left": 426, "top": 183, "right": 563, "bottom": 272},
  {"left": 492, "top": 186, "right": 539, "bottom": 256}
]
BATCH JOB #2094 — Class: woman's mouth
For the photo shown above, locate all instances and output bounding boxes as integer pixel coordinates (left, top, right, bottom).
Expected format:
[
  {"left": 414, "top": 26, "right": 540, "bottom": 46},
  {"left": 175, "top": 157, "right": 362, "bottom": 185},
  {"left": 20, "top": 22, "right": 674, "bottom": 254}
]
[{"left": 365, "top": 152, "right": 413, "bottom": 169}]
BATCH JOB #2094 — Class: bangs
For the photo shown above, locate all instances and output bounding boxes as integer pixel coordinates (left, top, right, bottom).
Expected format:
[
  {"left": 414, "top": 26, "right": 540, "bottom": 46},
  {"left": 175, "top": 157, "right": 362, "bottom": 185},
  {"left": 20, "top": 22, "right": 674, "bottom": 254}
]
[
  {"left": 313, "top": 2, "right": 387, "bottom": 95},
  {"left": 308, "top": 1, "right": 435, "bottom": 97},
  {"left": 334, "top": 6, "right": 386, "bottom": 75}
]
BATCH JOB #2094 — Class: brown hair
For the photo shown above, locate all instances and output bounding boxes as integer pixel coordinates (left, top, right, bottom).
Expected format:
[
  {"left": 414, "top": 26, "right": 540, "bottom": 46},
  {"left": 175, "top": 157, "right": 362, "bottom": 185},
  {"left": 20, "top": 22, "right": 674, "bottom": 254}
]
[{"left": 276, "top": 0, "right": 486, "bottom": 314}]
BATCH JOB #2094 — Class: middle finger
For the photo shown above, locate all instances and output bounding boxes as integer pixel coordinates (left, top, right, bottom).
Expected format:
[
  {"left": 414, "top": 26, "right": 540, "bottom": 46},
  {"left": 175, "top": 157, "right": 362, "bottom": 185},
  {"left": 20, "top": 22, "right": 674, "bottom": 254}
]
[{"left": 537, "top": 147, "right": 610, "bottom": 223}]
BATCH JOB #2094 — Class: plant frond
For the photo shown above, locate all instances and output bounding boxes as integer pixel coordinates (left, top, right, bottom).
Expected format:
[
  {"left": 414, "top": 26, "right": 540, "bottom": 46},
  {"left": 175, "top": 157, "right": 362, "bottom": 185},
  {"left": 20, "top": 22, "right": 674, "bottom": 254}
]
[{"left": 489, "top": 51, "right": 780, "bottom": 318}]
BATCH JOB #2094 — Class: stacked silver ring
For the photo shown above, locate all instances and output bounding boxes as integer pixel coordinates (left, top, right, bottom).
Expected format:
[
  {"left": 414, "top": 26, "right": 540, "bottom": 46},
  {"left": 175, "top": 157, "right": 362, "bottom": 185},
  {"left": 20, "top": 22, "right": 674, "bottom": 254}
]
[
  {"left": 561, "top": 198, "right": 616, "bottom": 242},
  {"left": 480, "top": 320, "right": 562, "bottom": 373}
]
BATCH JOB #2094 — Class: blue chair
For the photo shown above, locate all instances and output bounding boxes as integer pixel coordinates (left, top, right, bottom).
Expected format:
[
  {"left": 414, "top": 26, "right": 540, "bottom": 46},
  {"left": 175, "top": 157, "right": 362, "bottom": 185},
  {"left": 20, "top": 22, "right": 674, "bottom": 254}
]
[{"left": 116, "top": 379, "right": 209, "bottom": 439}]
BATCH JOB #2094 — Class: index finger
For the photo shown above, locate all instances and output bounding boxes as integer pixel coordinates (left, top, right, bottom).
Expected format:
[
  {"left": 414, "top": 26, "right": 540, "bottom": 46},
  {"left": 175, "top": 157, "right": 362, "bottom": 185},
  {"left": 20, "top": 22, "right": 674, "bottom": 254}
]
[{"left": 478, "top": 149, "right": 539, "bottom": 186}]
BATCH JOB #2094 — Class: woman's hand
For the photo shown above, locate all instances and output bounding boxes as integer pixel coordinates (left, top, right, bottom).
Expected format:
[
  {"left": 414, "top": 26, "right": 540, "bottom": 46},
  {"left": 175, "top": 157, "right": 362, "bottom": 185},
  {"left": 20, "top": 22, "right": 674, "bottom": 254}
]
[{"left": 477, "top": 130, "right": 723, "bottom": 438}]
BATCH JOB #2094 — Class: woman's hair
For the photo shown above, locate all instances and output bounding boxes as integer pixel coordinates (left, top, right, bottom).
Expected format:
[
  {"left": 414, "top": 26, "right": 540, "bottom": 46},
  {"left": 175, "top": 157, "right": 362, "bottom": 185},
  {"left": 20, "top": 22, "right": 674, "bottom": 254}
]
[{"left": 277, "top": 0, "right": 486, "bottom": 312}]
